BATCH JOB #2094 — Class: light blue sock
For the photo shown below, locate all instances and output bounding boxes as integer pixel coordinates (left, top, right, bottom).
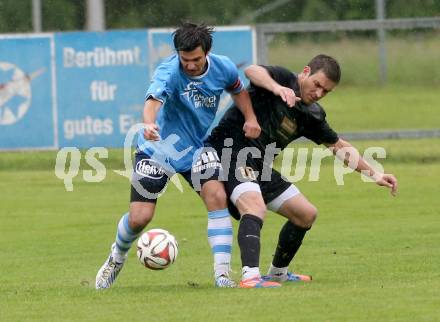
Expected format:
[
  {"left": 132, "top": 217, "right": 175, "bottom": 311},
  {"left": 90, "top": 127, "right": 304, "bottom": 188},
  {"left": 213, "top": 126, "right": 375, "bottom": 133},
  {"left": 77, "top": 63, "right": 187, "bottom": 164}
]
[
  {"left": 114, "top": 213, "right": 141, "bottom": 254},
  {"left": 207, "top": 209, "right": 233, "bottom": 278}
]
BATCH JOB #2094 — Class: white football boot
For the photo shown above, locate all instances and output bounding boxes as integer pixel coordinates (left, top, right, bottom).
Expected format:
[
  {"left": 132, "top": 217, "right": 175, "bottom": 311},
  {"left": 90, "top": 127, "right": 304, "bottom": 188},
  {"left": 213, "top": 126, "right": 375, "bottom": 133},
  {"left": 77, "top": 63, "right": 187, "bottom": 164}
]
[
  {"left": 215, "top": 274, "right": 237, "bottom": 288},
  {"left": 95, "top": 244, "right": 127, "bottom": 289}
]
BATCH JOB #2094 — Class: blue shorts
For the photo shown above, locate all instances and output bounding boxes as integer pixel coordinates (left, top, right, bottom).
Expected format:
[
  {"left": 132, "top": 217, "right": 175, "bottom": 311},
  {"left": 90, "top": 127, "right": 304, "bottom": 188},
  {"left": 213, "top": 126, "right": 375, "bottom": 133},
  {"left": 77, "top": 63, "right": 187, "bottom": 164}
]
[{"left": 130, "top": 149, "right": 222, "bottom": 203}]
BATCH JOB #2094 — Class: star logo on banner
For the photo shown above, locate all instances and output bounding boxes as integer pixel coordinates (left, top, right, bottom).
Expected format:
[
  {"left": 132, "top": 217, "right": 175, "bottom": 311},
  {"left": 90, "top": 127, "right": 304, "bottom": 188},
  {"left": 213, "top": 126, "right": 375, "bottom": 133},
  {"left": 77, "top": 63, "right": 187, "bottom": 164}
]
[{"left": 0, "top": 62, "right": 45, "bottom": 125}]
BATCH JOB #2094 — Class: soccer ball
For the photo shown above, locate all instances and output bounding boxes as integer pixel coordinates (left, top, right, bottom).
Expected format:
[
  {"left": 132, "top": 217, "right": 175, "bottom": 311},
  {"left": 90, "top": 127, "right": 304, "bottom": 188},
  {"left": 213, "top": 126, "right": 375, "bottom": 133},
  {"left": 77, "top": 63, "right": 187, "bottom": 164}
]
[{"left": 136, "top": 229, "right": 178, "bottom": 270}]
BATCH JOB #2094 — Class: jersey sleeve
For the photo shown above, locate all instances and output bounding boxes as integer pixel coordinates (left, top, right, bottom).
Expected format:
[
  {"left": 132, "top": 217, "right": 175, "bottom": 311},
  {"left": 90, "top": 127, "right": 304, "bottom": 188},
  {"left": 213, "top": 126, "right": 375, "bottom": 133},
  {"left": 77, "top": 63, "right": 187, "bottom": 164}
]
[
  {"left": 262, "top": 65, "right": 294, "bottom": 87},
  {"left": 145, "top": 62, "right": 173, "bottom": 103},
  {"left": 305, "top": 119, "right": 339, "bottom": 145},
  {"left": 223, "top": 57, "right": 244, "bottom": 94}
]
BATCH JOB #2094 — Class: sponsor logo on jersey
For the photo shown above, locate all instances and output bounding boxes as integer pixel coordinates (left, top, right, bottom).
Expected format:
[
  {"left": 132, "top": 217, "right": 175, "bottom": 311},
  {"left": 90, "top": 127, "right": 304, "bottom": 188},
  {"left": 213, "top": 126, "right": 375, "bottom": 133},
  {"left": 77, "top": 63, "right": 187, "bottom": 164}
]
[
  {"left": 277, "top": 116, "right": 298, "bottom": 142},
  {"left": 280, "top": 116, "right": 297, "bottom": 134},
  {"left": 180, "top": 81, "right": 217, "bottom": 109},
  {"left": 135, "top": 159, "right": 166, "bottom": 179}
]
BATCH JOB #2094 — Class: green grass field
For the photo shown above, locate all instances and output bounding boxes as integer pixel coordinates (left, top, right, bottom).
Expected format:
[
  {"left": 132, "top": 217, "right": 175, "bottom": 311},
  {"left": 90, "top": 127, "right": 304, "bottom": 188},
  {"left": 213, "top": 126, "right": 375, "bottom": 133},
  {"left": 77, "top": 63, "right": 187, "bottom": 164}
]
[{"left": 1, "top": 138, "right": 439, "bottom": 321}]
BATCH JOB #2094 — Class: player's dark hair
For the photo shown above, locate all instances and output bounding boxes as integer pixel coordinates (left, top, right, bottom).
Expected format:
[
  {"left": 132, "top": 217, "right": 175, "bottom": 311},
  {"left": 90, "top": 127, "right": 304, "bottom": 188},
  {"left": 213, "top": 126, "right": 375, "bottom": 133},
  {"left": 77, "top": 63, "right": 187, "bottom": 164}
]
[
  {"left": 308, "top": 54, "right": 341, "bottom": 84},
  {"left": 173, "top": 22, "right": 214, "bottom": 53}
]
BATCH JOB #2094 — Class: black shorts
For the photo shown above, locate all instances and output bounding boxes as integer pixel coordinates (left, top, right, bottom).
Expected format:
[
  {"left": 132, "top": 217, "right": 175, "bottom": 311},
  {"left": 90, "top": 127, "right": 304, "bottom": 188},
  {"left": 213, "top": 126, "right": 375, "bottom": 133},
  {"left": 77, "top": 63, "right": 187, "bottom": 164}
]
[
  {"left": 208, "top": 135, "right": 299, "bottom": 219},
  {"left": 222, "top": 148, "right": 292, "bottom": 204},
  {"left": 130, "top": 149, "right": 222, "bottom": 203}
]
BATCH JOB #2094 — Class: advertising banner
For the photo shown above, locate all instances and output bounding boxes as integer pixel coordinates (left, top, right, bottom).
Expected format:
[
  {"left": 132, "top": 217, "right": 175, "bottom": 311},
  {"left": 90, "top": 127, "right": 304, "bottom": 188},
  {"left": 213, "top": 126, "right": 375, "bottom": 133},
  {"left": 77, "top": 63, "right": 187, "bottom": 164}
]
[
  {"left": 0, "top": 35, "right": 55, "bottom": 149},
  {"left": 0, "top": 27, "right": 254, "bottom": 150},
  {"left": 55, "top": 30, "right": 149, "bottom": 148}
]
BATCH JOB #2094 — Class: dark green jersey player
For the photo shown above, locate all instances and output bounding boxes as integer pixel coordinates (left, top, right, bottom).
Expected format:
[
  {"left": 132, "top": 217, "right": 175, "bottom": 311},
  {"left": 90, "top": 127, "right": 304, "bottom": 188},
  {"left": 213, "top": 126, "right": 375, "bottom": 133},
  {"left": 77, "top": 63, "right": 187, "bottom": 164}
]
[
  {"left": 207, "top": 54, "right": 398, "bottom": 288},
  {"left": 212, "top": 66, "right": 339, "bottom": 150}
]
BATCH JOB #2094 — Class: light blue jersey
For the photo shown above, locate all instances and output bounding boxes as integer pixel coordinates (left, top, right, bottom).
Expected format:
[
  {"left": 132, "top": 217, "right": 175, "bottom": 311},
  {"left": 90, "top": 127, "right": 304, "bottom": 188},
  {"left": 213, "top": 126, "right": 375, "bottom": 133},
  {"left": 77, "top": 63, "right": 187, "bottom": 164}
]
[{"left": 137, "top": 53, "right": 244, "bottom": 172}]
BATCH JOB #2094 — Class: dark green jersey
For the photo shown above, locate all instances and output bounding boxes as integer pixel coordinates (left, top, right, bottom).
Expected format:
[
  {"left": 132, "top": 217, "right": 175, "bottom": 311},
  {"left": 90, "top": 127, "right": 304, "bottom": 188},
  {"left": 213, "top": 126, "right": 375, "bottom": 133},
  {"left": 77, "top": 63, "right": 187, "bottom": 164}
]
[{"left": 210, "top": 65, "right": 339, "bottom": 151}]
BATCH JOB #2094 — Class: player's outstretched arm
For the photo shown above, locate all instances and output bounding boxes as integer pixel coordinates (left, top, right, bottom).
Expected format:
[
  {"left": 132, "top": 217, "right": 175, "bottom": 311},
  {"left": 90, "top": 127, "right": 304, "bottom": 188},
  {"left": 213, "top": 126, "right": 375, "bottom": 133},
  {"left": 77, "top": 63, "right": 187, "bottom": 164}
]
[
  {"left": 143, "top": 98, "right": 162, "bottom": 141},
  {"left": 244, "top": 65, "right": 300, "bottom": 107},
  {"left": 231, "top": 89, "right": 261, "bottom": 139},
  {"left": 325, "top": 138, "right": 398, "bottom": 196}
]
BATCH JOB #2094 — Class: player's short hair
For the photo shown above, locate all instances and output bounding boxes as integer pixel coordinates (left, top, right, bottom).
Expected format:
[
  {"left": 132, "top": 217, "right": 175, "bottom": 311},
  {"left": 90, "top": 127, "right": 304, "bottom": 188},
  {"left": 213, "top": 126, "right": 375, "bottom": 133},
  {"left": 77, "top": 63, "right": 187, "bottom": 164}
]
[
  {"left": 308, "top": 54, "right": 341, "bottom": 84},
  {"left": 173, "top": 22, "right": 214, "bottom": 53}
]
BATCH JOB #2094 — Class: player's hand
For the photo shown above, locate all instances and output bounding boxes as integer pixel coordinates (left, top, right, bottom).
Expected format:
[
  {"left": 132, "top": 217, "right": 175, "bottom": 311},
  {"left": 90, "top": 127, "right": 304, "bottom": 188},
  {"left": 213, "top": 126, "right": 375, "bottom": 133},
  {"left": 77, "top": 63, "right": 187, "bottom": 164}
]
[
  {"left": 143, "top": 123, "right": 160, "bottom": 141},
  {"left": 273, "top": 85, "right": 301, "bottom": 107},
  {"left": 375, "top": 173, "right": 398, "bottom": 196},
  {"left": 243, "top": 118, "right": 261, "bottom": 139}
]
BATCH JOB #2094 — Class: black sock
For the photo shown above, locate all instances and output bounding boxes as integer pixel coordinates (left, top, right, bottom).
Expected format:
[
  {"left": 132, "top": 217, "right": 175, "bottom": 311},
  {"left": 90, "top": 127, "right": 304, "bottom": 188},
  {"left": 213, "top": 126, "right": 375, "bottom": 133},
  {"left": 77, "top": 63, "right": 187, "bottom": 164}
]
[
  {"left": 237, "top": 214, "right": 263, "bottom": 268},
  {"left": 272, "top": 221, "right": 310, "bottom": 268}
]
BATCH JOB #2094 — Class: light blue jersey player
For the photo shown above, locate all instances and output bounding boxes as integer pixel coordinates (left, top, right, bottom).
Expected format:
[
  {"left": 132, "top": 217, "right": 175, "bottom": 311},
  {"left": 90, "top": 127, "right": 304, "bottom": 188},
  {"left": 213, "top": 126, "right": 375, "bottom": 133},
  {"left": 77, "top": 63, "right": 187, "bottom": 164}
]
[
  {"left": 96, "top": 23, "right": 261, "bottom": 289},
  {"left": 136, "top": 52, "right": 244, "bottom": 172}
]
